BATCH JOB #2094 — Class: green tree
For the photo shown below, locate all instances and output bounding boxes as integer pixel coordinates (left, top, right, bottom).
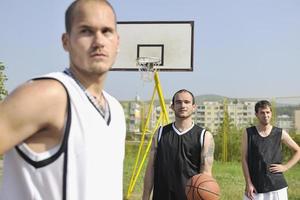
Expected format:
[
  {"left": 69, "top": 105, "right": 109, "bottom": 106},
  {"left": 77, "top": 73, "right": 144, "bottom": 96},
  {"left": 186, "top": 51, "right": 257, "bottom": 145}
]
[
  {"left": 271, "top": 98, "right": 277, "bottom": 125},
  {"left": 214, "top": 98, "right": 245, "bottom": 162},
  {"left": 0, "top": 62, "right": 8, "bottom": 100},
  {"left": 222, "top": 98, "right": 229, "bottom": 162},
  {"left": 214, "top": 98, "right": 231, "bottom": 162},
  {"left": 227, "top": 125, "right": 243, "bottom": 162}
]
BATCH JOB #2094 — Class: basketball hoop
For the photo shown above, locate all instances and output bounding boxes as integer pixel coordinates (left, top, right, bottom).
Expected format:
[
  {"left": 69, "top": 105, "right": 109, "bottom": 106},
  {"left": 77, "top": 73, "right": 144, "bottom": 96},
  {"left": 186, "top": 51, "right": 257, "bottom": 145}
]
[{"left": 136, "top": 57, "right": 160, "bottom": 82}]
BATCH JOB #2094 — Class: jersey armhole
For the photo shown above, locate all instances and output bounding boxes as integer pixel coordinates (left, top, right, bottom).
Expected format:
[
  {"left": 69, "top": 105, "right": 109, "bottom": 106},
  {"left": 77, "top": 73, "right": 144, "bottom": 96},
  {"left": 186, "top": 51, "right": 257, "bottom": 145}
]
[
  {"left": 200, "top": 129, "right": 206, "bottom": 149},
  {"left": 15, "top": 77, "right": 71, "bottom": 168},
  {"left": 156, "top": 126, "right": 164, "bottom": 144}
]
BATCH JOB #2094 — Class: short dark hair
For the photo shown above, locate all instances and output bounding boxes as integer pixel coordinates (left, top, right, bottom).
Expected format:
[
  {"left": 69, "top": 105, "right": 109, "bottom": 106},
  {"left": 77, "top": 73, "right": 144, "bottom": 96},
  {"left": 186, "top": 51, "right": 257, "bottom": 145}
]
[
  {"left": 65, "top": 0, "right": 117, "bottom": 34},
  {"left": 172, "top": 89, "right": 195, "bottom": 105},
  {"left": 255, "top": 100, "right": 272, "bottom": 113}
]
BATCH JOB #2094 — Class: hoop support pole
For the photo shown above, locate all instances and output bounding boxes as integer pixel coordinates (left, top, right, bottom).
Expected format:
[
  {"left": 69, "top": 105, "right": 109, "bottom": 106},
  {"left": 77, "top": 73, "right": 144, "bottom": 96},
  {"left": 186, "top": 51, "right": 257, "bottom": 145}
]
[
  {"left": 126, "top": 87, "right": 157, "bottom": 199},
  {"left": 126, "top": 70, "right": 170, "bottom": 199},
  {"left": 154, "top": 71, "right": 170, "bottom": 124},
  {"left": 126, "top": 114, "right": 163, "bottom": 199}
]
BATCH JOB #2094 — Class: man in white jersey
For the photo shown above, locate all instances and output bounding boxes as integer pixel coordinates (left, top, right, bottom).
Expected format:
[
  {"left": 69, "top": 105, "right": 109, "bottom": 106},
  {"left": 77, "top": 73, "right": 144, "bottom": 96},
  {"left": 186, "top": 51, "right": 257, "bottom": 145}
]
[
  {"left": 0, "top": 0, "right": 126, "bottom": 199},
  {"left": 242, "top": 100, "right": 300, "bottom": 200}
]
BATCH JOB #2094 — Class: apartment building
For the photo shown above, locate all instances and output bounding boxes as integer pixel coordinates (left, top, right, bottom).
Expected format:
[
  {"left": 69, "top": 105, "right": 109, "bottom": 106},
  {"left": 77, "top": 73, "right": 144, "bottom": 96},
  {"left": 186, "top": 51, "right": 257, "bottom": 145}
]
[
  {"left": 123, "top": 98, "right": 162, "bottom": 136},
  {"left": 294, "top": 110, "right": 300, "bottom": 133},
  {"left": 194, "top": 100, "right": 256, "bottom": 133},
  {"left": 154, "top": 99, "right": 256, "bottom": 133},
  {"left": 228, "top": 101, "right": 256, "bottom": 127},
  {"left": 123, "top": 98, "right": 298, "bottom": 136},
  {"left": 276, "top": 114, "right": 294, "bottom": 131},
  {"left": 195, "top": 101, "right": 223, "bottom": 133}
]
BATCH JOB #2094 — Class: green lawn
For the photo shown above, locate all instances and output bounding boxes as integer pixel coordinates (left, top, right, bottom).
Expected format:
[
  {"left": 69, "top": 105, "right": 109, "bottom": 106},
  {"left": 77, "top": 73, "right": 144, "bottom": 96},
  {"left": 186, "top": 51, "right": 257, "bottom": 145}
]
[{"left": 124, "top": 143, "right": 300, "bottom": 200}]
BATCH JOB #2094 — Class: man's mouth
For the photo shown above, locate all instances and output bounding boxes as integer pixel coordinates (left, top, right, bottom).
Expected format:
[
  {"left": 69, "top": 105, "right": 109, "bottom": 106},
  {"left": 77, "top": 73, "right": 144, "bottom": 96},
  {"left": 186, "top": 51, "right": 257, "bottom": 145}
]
[{"left": 91, "top": 52, "right": 107, "bottom": 60}]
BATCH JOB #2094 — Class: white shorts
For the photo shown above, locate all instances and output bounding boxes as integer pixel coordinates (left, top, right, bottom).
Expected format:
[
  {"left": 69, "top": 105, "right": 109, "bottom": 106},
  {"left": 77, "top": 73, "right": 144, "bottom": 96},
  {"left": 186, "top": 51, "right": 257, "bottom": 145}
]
[{"left": 243, "top": 187, "right": 288, "bottom": 200}]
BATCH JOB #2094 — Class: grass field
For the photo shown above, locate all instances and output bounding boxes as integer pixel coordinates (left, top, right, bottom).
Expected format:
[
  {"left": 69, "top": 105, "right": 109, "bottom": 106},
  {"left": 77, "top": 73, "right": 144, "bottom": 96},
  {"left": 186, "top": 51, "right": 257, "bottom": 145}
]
[{"left": 124, "top": 143, "right": 300, "bottom": 200}]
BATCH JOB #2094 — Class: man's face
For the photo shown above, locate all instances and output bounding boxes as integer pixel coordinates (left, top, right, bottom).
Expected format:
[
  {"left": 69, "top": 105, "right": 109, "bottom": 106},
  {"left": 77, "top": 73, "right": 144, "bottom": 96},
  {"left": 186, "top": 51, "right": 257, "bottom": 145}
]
[
  {"left": 62, "top": 1, "right": 119, "bottom": 76},
  {"left": 171, "top": 92, "right": 196, "bottom": 119},
  {"left": 255, "top": 106, "right": 272, "bottom": 126}
]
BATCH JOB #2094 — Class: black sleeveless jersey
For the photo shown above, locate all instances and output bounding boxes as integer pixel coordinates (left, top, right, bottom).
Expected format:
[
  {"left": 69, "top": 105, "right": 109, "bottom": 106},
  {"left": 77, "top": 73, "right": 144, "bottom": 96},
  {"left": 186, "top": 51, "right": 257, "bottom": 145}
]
[
  {"left": 153, "top": 123, "right": 206, "bottom": 200},
  {"left": 246, "top": 126, "right": 287, "bottom": 193}
]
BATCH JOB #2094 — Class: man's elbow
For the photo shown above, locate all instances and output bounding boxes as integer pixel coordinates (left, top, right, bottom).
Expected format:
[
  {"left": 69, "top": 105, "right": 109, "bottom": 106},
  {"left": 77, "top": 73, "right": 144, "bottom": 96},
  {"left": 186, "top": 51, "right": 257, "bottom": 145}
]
[{"left": 202, "top": 168, "right": 213, "bottom": 176}]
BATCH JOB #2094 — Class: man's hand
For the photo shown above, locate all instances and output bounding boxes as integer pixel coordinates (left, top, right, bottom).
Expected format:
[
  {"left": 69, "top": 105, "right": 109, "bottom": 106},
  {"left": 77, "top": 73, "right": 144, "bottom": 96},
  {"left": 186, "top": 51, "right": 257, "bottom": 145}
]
[
  {"left": 245, "top": 182, "right": 256, "bottom": 200},
  {"left": 269, "top": 164, "right": 288, "bottom": 173}
]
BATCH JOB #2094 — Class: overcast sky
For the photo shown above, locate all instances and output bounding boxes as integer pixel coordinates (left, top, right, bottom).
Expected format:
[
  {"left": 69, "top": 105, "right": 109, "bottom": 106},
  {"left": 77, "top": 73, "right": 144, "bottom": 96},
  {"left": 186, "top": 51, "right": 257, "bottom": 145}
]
[{"left": 1, "top": 0, "right": 299, "bottom": 101}]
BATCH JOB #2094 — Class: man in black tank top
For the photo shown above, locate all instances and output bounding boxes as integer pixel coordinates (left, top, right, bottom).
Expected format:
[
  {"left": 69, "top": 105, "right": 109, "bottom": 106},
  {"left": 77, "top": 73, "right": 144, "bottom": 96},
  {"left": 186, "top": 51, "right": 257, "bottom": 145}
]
[
  {"left": 142, "top": 89, "right": 216, "bottom": 200},
  {"left": 241, "top": 100, "right": 300, "bottom": 200}
]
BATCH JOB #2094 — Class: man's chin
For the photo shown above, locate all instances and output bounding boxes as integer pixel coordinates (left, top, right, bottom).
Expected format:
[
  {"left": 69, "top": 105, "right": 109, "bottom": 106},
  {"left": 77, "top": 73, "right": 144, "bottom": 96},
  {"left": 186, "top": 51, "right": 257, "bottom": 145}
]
[
  {"left": 261, "top": 121, "right": 270, "bottom": 126},
  {"left": 90, "top": 65, "right": 111, "bottom": 74},
  {"left": 176, "top": 114, "right": 190, "bottom": 119}
]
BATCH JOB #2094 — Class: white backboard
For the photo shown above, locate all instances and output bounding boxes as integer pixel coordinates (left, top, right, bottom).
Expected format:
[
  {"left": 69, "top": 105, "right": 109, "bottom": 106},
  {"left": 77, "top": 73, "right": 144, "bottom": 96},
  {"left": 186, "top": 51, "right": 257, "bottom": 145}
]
[{"left": 111, "top": 21, "right": 194, "bottom": 71}]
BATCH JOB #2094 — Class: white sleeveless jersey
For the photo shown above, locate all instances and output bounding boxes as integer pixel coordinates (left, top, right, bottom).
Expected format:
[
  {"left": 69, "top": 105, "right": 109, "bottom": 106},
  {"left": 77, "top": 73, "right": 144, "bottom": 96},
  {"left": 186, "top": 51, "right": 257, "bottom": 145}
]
[{"left": 0, "top": 72, "right": 126, "bottom": 200}]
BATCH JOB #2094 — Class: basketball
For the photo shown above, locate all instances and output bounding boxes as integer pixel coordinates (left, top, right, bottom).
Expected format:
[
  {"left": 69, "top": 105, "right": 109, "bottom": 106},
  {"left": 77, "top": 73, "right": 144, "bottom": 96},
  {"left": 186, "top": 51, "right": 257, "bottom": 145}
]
[{"left": 185, "top": 173, "right": 220, "bottom": 200}]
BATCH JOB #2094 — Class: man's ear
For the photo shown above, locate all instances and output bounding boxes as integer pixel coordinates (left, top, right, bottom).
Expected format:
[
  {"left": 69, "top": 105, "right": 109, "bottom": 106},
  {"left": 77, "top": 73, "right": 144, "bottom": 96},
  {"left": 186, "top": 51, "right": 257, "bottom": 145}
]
[
  {"left": 170, "top": 104, "right": 174, "bottom": 111},
  {"left": 192, "top": 103, "right": 197, "bottom": 111},
  {"left": 62, "top": 33, "right": 69, "bottom": 52}
]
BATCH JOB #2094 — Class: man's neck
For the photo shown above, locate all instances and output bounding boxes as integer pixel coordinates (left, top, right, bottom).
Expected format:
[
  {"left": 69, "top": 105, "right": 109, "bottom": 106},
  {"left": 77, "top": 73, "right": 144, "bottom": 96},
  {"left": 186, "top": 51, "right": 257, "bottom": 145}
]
[
  {"left": 66, "top": 68, "right": 107, "bottom": 109},
  {"left": 174, "top": 119, "right": 194, "bottom": 132},
  {"left": 68, "top": 68, "right": 106, "bottom": 98},
  {"left": 257, "top": 123, "right": 272, "bottom": 131},
  {"left": 256, "top": 124, "right": 272, "bottom": 136}
]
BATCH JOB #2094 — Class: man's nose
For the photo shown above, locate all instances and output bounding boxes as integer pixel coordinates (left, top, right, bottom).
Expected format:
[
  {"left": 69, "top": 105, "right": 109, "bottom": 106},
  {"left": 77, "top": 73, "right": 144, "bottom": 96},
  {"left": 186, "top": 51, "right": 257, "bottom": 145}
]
[{"left": 93, "top": 32, "right": 105, "bottom": 48}]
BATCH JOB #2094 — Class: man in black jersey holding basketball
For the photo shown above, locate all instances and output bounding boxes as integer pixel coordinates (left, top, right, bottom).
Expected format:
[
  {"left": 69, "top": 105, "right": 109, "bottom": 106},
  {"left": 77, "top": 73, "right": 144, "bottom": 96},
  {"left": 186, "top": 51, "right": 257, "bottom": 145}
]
[
  {"left": 242, "top": 100, "right": 300, "bottom": 200},
  {"left": 142, "top": 89, "right": 215, "bottom": 200}
]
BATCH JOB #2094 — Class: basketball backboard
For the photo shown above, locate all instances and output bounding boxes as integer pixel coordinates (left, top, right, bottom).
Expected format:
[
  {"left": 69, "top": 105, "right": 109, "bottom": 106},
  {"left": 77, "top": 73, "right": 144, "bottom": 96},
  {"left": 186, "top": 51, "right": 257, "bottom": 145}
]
[{"left": 111, "top": 21, "right": 194, "bottom": 71}]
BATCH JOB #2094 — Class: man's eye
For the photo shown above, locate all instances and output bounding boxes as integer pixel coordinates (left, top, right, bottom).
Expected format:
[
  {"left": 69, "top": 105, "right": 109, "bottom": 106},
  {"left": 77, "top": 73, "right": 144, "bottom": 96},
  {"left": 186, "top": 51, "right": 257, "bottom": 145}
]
[
  {"left": 81, "top": 29, "right": 92, "bottom": 34},
  {"left": 102, "top": 28, "right": 114, "bottom": 37}
]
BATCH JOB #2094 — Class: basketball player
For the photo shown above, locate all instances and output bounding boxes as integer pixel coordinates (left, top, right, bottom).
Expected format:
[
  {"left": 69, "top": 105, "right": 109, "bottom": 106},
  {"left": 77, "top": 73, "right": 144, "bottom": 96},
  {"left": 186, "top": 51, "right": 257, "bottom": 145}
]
[
  {"left": 241, "top": 100, "right": 300, "bottom": 200},
  {"left": 142, "top": 89, "right": 215, "bottom": 200},
  {"left": 0, "top": 0, "right": 126, "bottom": 199}
]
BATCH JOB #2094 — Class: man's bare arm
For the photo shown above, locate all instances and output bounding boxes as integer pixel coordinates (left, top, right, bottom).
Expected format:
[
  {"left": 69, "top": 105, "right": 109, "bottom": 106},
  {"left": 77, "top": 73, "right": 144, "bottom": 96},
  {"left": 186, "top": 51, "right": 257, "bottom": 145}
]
[
  {"left": 200, "top": 131, "right": 214, "bottom": 176},
  {"left": 241, "top": 130, "right": 256, "bottom": 200},
  {"left": 0, "top": 80, "right": 67, "bottom": 154},
  {"left": 269, "top": 130, "right": 300, "bottom": 173}
]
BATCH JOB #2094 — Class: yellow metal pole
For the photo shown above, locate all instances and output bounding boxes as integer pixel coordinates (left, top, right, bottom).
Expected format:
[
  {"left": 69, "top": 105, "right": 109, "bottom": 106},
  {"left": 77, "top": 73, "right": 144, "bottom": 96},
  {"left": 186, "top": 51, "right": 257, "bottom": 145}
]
[
  {"left": 154, "top": 71, "right": 170, "bottom": 124},
  {"left": 126, "top": 71, "right": 169, "bottom": 199},
  {"left": 126, "top": 87, "right": 157, "bottom": 199},
  {"left": 127, "top": 115, "right": 163, "bottom": 199}
]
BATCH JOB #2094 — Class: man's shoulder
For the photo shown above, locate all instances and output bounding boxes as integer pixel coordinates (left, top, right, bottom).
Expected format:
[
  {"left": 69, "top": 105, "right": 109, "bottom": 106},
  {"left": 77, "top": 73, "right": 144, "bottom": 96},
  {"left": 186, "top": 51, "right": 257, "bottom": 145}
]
[
  {"left": 23, "top": 71, "right": 69, "bottom": 93},
  {"left": 272, "top": 126, "right": 280, "bottom": 130},
  {"left": 246, "top": 126, "right": 256, "bottom": 131},
  {"left": 194, "top": 123, "right": 204, "bottom": 129},
  {"left": 162, "top": 123, "right": 173, "bottom": 129},
  {"left": 11, "top": 76, "right": 66, "bottom": 100},
  {"left": 272, "top": 126, "right": 282, "bottom": 134},
  {"left": 193, "top": 124, "right": 207, "bottom": 133}
]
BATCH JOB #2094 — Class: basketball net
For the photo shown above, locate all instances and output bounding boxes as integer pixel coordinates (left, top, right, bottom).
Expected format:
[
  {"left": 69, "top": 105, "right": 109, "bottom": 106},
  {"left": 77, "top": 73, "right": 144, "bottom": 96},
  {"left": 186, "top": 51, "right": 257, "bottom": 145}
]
[{"left": 136, "top": 57, "right": 160, "bottom": 82}]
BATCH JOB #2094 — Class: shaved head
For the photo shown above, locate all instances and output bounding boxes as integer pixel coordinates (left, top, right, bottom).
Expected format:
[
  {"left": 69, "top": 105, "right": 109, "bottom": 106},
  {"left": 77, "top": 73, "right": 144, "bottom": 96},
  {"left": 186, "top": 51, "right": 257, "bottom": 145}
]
[{"left": 65, "top": 0, "right": 117, "bottom": 33}]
